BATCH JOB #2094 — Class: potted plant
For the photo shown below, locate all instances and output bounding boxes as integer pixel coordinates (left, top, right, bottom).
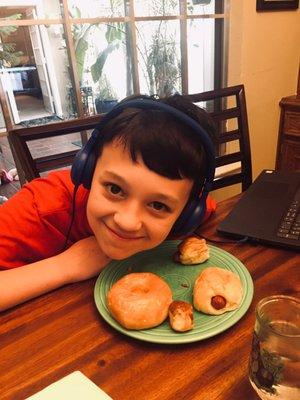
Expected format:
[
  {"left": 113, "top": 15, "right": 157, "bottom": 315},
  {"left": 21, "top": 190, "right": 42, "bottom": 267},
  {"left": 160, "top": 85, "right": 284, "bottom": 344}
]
[
  {"left": 136, "top": 20, "right": 181, "bottom": 97},
  {"left": 95, "top": 75, "right": 118, "bottom": 114},
  {"left": 70, "top": 7, "right": 123, "bottom": 85},
  {"left": 68, "top": 7, "right": 123, "bottom": 114},
  {"left": 146, "top": 29, "right": 180, "bottom": 97}
]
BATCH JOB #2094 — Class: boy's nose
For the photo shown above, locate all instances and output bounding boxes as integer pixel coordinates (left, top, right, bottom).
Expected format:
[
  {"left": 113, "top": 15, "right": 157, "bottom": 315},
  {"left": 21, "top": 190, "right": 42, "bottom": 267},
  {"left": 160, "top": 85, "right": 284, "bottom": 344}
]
[{"left": 113, "top": 205, "right": 143, "bottom": 232}]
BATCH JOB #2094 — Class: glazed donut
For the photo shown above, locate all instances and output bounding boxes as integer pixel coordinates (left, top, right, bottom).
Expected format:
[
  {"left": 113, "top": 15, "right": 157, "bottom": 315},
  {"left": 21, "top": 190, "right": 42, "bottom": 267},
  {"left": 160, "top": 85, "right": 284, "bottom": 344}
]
[
  {"left": 193, "top": 266, "right": 243, "bottom": 315},
  {"left": 174, "top": 236, "right": 209, "bottom": 265},
  {"left": 107, "top": 272, "right": 173, "bottom": 330}
]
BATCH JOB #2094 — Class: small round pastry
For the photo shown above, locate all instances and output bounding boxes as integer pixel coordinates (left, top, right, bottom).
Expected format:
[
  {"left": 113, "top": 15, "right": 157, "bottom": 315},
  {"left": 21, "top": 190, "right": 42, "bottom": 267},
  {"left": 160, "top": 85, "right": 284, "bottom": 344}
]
[
  {"left": 193, "top": 266, "right": 243, "bottom": 315},
  {"left": 174, "top": 236, "right": 209, "bottom": 265},
  {"left": 168, "top": 300, "right": 194, "bottom": 332},
  {"left": 107, "top": 272, "right": 173, "bottom": 330}
]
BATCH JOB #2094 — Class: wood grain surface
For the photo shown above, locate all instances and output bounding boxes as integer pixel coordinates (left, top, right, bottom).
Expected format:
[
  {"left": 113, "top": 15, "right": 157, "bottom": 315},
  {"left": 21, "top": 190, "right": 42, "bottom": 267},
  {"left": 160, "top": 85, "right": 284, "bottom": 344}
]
[{"left": 0, "top": 196, "right": 299, "bottom": 400}]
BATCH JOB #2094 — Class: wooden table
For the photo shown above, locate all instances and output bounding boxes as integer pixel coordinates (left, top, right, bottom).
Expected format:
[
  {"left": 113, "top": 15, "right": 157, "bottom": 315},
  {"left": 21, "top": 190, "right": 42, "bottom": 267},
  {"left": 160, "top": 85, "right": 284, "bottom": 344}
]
[{"left": 1, "top": 196, "right": 299, "bottom": 400}]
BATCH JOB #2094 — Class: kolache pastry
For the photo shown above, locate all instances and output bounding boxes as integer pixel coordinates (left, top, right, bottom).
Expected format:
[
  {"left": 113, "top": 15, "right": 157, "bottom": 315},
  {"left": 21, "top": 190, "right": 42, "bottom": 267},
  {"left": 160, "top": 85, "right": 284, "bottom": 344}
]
[
  {"left": 193, "top": 266, "right": 243, "bottom": 315},
  {"left": 174, "top": 236, "right": 209, "bottom": 265},
  {"left": 107, "top": 272, "right": 173, "bottom": 330},
  {"left": 168, "top": 300, "right": 194, "bottom": 332}
]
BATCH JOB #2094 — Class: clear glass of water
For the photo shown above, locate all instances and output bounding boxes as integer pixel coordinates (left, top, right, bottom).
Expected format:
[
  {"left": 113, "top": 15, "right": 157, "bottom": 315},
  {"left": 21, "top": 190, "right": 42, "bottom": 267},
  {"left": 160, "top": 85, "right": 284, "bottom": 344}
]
[{"left": 249, "top": 295, "right": 300, "bottom": 400}]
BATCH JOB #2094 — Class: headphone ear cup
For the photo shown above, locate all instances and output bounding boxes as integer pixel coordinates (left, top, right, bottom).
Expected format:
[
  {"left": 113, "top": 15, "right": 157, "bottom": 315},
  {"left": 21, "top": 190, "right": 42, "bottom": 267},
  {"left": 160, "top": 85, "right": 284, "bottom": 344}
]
[
  {"left": 171, "top": 196, "right": 207, "bottom": 237},
  {"left": 71, "top": 134, "right": 98, "bottom": 189},
  {"left": 80, "top": 149, "right": 97, "bottom": 189}
]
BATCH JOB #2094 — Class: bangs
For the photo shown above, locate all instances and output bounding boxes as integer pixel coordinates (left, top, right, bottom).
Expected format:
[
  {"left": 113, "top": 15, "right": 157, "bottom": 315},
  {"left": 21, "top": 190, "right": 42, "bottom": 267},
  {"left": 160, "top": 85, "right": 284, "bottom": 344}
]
[
  {"left": 104, "top": 109, "right": 206, "bottom": 183},
  {"left": 98, "top": 94, "right": 216, "bottom": 191}
]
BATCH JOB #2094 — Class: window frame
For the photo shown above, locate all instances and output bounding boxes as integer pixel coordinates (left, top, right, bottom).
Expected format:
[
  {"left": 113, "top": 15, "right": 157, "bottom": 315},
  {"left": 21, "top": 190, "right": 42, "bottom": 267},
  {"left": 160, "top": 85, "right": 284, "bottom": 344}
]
[{"left": 0, "top": 0, "right": 228, "bottom": 130}]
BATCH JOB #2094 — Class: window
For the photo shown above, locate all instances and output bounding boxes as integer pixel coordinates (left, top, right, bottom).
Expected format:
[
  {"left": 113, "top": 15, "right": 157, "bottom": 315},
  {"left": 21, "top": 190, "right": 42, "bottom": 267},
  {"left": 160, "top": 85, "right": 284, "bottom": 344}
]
[{"left": 0, "top": 0, "right": 227, "bottom": 128}]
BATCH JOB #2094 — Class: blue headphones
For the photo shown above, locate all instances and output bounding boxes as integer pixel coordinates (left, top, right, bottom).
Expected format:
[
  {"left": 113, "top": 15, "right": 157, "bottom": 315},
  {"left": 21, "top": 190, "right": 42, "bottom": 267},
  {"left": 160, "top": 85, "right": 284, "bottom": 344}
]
[{"left": 71, "top": 98, "right": 215, "bottom": 237}]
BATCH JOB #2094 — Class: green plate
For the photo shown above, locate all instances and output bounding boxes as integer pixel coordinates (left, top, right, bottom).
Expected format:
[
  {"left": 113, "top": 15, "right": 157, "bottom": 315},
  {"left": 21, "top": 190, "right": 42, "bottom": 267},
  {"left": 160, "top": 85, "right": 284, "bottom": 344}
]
[{"left": 94, "top": 241, "right": 254, "bottom": 344}]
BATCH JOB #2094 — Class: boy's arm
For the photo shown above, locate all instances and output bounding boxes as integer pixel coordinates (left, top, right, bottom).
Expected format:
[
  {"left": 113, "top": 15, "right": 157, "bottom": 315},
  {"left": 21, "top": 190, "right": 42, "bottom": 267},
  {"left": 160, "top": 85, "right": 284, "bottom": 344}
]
[{"left": 0, "top": 236, "right": 110, "bottom": 312}]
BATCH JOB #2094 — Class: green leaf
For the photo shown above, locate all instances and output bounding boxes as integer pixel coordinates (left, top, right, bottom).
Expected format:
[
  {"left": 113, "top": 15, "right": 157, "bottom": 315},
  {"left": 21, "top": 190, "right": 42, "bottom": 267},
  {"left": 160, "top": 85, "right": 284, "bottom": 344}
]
[
  {"left": 105, "top": 23, "right": 123, "bottom": 43},
  {"left": 75, "top": 37, "right": 88, "bottom": 81},
  {"left": 90, "top": 41, "right": 119, "bottom": 83},
  {"left": 69, "top": 6, "right": 81, "bottom": 19},
  {"left": 0, "top": 13, "right": 23, "bottom": 67},
  {"left": 2, "top": 43, "right": 17, "bottom": 52},
  {"left": 0, "top": 25, "right": 19, "bottom": 39},
  {"left": 0, "top": 14, "right": 22, "bottom": 40},
  {"left": 0, "top": 13, "right": 22, "bottom": 21}
]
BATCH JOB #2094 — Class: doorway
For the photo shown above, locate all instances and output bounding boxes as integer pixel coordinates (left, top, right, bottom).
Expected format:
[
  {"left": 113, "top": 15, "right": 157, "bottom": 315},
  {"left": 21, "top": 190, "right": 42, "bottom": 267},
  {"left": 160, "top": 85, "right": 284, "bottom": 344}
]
[{"left": 0, "top": 2, "right": 62, "bottom": 125}]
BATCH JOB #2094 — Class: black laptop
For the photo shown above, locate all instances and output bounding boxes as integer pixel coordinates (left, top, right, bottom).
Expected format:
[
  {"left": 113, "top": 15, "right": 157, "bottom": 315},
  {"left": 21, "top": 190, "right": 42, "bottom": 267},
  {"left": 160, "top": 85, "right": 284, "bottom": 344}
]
[{"left": 217, "top": 169, "right": 300, "bottom": 250}]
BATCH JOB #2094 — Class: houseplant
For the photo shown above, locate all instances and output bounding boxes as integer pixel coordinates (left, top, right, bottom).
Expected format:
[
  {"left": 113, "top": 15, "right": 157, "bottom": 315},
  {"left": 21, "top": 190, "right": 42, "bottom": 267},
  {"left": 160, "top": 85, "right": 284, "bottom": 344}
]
[
  {"left": 0, "top": 14, "right": 23, "bottom": 68},
  {"left": 69, "top": 7, "right": 123, "bottom": 114},
  {"left": 94, "top": 75, "right": 118, "bottom": 113},
  {"left": 71, "top": 7, "right": 123, "bottom": 85},
  {"left": 145, "top": 28, "right": 180, "bottom": 97}
]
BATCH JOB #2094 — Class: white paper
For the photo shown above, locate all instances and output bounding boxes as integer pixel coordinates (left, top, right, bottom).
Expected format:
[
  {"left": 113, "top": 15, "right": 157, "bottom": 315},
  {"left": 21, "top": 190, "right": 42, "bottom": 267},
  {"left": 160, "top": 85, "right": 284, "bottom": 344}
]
[{"left": 25, "top": 371, "right": 113, "bottom": 400}]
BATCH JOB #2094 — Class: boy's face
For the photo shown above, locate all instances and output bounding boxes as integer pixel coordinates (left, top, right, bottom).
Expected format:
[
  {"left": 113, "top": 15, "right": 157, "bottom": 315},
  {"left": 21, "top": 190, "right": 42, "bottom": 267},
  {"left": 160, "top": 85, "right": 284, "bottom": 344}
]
[{"left": 86, "top": 140, "right": 193, "bottom": 260}]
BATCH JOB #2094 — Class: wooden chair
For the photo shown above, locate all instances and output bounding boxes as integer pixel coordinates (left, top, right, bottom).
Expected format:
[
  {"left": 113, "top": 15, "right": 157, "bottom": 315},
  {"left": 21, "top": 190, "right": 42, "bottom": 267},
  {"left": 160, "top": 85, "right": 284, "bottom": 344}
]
[
  {"left": 184, "top": 84, "right": 252, "bottom": 192},
  {"left": 7, "top": 115, "right": 101, "bottom": 186},
  {"left": 8, "top": 84, "right": 252, "bottom": 191}
]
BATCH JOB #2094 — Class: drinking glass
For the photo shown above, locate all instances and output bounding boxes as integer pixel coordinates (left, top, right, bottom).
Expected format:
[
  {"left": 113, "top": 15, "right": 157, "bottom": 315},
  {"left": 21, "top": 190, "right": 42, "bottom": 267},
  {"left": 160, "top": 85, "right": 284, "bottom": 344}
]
[{"left": 249, "top": 295, "right": 300, "bottom": 400}]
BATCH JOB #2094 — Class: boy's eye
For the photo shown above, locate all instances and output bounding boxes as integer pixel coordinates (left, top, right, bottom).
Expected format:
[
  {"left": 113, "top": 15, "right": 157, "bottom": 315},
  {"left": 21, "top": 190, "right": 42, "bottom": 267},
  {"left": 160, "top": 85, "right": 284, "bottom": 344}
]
[
  {"left": 105, "top": 183, "right": 124, "bottom": 196},
  {"left": 150, "top": 201, "right": 169, "bottom": 212}
]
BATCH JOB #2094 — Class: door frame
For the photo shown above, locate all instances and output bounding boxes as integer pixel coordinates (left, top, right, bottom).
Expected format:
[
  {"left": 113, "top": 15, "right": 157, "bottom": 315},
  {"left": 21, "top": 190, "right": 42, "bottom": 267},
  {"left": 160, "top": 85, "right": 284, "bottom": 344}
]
[
  {"left": 0, "top": 0, "right": 63, "bottom": 119},
  {"left": 0, "top": 69, "right": 21, "bottom": 124}
]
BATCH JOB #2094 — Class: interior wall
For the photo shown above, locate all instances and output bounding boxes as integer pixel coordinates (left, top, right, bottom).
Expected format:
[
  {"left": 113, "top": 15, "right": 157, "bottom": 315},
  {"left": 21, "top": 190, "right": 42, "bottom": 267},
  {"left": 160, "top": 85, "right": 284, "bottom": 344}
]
[{"left": 213, "top": 0, "right": 300, "bottom": 202}]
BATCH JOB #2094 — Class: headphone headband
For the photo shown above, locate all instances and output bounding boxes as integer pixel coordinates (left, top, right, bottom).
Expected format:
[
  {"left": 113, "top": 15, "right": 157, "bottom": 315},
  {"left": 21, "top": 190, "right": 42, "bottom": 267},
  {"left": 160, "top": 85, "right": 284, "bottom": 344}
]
[{"left": 71, "top": 97, "right": 216, "bottom": 236}]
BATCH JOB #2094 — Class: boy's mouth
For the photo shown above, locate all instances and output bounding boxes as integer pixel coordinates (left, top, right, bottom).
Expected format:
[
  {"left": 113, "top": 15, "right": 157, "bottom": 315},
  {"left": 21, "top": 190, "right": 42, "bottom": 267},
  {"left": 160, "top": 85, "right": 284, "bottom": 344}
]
[{"left": 103, "top": 222, "right": 144, "bottom": 241}]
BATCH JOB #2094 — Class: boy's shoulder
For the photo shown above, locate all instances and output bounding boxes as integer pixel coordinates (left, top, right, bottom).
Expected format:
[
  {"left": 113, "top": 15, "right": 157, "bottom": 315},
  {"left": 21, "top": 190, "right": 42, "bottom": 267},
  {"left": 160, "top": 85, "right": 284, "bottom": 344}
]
[{"left": 25, "top": 170, "right": 89, "bottom": 215}]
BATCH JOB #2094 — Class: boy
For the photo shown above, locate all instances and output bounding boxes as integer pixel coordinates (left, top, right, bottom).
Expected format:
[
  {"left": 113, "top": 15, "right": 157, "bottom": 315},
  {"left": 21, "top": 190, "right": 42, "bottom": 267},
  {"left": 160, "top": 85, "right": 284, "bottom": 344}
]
[{"left": 0, "top": 94, "right": 217, "bottom": 311}]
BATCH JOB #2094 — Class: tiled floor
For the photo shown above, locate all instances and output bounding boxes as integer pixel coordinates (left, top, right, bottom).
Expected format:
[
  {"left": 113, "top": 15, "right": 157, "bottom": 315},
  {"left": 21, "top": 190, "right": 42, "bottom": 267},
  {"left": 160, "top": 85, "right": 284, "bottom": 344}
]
[{"left": 15, "top": 94, "right": 51, "bottom": 121}]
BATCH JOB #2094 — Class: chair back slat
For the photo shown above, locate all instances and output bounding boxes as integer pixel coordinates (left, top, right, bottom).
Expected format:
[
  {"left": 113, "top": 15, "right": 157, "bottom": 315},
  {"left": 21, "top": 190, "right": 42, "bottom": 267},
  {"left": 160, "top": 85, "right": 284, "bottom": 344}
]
[
  {"left": 212, "top": 173, "right": 245, "bottom": 190},
  {"left": 8, "top": 116, "right": 101, "bottom": 185},
  {"left": 210, "top": 107, "right": 240, "bottom": 121},
  {"left": 35, "top": 150, "right": 79, "bottom": 173},
  {"left": 8, "top": 85, "right": 252, "bottom": 192},
  {"left": 215, "top": 152, "right": 244, "bottom": 167},
  {"left": 218, "top": 130, "right": 241, "bottom": 143},
  {"left": 184, "top": 84, "right": 252, "bottom": 192}
]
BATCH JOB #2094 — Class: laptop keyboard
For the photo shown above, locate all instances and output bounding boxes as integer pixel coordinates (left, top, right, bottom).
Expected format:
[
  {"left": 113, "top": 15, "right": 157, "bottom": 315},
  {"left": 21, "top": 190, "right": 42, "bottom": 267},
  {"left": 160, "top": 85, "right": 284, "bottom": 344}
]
[{"left": 277, "top": 188, "right": 300, "bottom": 240}]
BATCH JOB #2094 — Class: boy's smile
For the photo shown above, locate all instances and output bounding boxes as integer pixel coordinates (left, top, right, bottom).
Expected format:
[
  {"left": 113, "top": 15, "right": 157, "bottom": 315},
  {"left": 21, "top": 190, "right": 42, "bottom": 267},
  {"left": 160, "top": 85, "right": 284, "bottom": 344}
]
[{"left": 86, "top": 140, "right": 193, "bottom": 260}]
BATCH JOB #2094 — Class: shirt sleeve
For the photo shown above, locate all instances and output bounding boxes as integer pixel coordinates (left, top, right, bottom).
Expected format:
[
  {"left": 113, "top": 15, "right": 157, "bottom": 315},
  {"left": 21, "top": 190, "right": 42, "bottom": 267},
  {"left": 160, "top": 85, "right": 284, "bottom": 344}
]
[{"left": 0, "top": 174, "right": 72, "bottom": 269}]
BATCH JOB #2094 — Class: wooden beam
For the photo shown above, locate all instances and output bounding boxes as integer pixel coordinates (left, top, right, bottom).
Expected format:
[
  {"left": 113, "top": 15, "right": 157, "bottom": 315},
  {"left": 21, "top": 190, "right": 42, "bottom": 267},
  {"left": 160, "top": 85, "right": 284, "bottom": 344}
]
[
  {"left": 180, "top": 0, "right": 188, "bottom": 94},
  {"left": 0, "top": 19, "right": 63, "bottom": 27},
  {"left": 60, "top": 0, "right": 83, "bottom": 117},
  {"left": 0, "top": 14, "right": 227, "bottom": 28},
  {"left": 127, "top": 0, "right": 140, "bottom": 94},
  {"left": 60, "top": 0, "right": 87, "bottom": 144}
]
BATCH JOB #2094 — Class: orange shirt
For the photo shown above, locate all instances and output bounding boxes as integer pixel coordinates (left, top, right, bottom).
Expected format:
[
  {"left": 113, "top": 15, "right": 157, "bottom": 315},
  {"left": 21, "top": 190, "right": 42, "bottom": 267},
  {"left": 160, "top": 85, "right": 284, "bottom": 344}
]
[
  {"left": 0, "top": 171, "right": 92, "bottom": 269},
  {"left": 0, "top": 170, "right": 216, "bottom": 269}
]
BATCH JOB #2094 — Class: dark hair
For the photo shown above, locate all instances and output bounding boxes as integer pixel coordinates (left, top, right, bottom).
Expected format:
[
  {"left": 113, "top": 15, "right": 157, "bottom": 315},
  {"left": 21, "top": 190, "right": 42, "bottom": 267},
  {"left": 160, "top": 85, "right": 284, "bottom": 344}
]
[{"left": 97, "top": 94, "right": 216, "bottom": 191}]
